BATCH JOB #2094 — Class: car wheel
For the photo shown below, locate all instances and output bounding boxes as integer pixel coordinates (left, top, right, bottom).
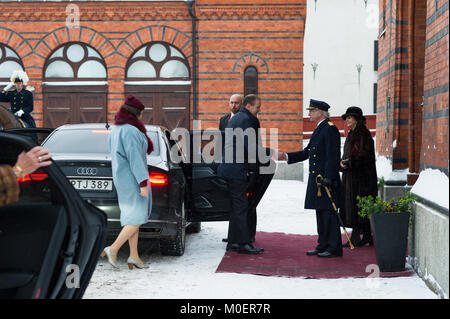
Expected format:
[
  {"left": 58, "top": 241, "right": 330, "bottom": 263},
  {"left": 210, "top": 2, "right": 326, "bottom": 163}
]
[
  {"left": 160, "top": 201, "right": 186, "bottom": 256},
  {"left": 186, "top": 221, "right": 201, "bottom": 233}
]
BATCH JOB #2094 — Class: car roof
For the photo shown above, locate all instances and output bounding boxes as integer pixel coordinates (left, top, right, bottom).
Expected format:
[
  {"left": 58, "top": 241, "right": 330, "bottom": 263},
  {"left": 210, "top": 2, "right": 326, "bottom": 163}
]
[{"left": 54, "top": 123, "right": 164, "bottom": 132}]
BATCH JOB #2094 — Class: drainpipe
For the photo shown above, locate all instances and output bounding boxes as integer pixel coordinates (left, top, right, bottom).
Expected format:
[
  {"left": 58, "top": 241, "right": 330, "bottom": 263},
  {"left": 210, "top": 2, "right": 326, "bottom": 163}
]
[
  {"left": 187, "top": 0, "right": 197, "bottom": 122},
  {"left": 408, "top": 0, "right": 416, "bottom": 183}
]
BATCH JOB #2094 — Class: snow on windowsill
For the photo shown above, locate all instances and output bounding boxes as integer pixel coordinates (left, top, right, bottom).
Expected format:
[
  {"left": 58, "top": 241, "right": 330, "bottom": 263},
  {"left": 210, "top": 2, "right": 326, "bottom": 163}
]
[
  {"left": 411, "top": 169, "right": 449, "bottom": 210},
  {"left": 376, "top": 154, "right": 409, "bottom": 183}
]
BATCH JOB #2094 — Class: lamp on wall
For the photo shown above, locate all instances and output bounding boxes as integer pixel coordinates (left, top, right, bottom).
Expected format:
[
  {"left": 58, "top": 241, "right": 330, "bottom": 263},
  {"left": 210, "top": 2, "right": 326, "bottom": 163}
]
[
  {"left": 311, "top": 62, "right": 318, "bottom": 80},
  {"left": 356, "top": 64, "right": 363, "bottom": 86}
]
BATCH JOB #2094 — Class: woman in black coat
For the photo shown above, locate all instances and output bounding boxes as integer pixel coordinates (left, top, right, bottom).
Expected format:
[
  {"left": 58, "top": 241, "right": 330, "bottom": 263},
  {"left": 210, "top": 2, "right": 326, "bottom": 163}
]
[{"left": 339, "top": 107, "right": 377, "bottom": 247}]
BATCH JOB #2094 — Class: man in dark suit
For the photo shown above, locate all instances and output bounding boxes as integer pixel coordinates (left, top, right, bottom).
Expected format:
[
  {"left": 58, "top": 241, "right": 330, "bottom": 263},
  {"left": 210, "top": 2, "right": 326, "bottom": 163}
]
[
  {"left": 278, "top": 99, "right": 344, "bottom": 258},
  {"left": 217, "top": 94, "right": 274, "bottom": 254},
  {"left": 219, "top": 94, "right": 273, "bottom": 246},
  {"left": 219, "top": 94, "right": 242, "bottom": 131}
]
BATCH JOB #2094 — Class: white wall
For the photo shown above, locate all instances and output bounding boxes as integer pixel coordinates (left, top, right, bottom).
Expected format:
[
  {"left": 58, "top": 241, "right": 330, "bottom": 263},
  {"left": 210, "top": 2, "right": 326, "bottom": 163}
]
[{"left": 303, "top": 0, "right": 379, "bottom": 117}]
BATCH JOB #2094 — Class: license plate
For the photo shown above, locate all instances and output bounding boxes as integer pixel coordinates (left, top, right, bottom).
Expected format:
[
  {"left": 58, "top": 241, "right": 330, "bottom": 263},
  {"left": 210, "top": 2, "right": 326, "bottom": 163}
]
[{"left": 69, "top": 179, "right": 113, "bottom": 191}]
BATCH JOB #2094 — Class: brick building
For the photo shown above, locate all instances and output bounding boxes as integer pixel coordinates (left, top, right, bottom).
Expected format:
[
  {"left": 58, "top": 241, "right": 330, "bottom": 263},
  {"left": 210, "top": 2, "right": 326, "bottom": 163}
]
[
  {"left": 376, "top": 0, "right": 449, "bottom": 182},
  {"left": 0, "top": 0, "right": 306, "bottom": 152},
  {"left": 376, "top": 0, "right": 449, "bottom": 297}
]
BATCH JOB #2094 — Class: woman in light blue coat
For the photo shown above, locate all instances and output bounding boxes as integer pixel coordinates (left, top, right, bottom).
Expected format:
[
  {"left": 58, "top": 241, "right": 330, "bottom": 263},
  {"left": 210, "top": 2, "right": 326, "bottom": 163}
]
[{"left": 101, "top": 95, "right": 154, "bottom": 269}]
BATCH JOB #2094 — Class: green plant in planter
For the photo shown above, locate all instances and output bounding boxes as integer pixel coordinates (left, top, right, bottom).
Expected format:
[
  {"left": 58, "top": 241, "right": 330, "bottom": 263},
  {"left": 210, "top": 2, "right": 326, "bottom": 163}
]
[
  {"left": 377, "top": 176, "right": 385, "bottom": 191},
  {"left": 357, "top": 192, "right": 417, "bottom": 219}
]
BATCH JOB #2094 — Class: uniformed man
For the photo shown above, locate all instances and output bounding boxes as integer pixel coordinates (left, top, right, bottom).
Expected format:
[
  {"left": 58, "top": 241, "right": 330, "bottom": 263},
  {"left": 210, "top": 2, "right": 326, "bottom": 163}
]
[
  {"left": 278, "top": 99, "right": 344, "bottom": 258},
  {"left": 0, "top": 70, "right": 36, "bottom": 128}
]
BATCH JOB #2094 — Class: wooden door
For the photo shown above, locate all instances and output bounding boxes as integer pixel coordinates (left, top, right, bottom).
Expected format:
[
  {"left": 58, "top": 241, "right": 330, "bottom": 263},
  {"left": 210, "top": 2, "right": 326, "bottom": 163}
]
[
  {"left": 43, "top": 85, "right": 107, "bottom": 128},
  {"left": 125, "top": 85, "right": 190, "bottom": 130}
]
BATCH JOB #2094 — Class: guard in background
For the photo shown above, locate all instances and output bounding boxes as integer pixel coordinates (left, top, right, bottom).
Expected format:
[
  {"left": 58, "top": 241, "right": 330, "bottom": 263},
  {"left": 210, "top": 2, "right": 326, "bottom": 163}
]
[
  {"left": 282, "top": 99, "right": 344, "bottom": 258},
  {"left": 0, "top": 70, "right": 36, "bottom": 128},
  {"left": 219, "top": 94, "right": 242, "bottom": 131}
]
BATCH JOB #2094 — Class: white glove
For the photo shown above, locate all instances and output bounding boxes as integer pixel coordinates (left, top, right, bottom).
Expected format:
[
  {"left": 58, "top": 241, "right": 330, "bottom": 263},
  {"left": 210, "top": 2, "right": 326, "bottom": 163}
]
[
  {"left": 14, "top": 109, "right": 24, "bottom": 117},
  {"left": 2, "top": 82, "right": 14, "bottom": 92}
]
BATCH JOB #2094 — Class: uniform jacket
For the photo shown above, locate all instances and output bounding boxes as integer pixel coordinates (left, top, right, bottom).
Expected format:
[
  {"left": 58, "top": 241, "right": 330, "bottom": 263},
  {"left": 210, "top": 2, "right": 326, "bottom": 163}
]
[
  {"left": 339, "top": 124, "right": 377, "bottom": 227},
  {"left": 287, "top": 118, "right": 344, "bottom": 210},
  {"left": 109, "top": 124, "right": 152, "bottom": 226},
  {"left": 217, "top": 106, "right": 271, "bottom": 180},
  {"left": 0, "top": 88, "right": 36, "bottom": 128}
]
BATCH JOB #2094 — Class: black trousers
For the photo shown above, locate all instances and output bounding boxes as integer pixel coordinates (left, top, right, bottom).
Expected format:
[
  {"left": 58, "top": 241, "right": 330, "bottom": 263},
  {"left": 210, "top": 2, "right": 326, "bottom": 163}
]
[
  {"left": 246, "top": 171, "right": 274, "bottom": 241},
  {"left": 315, "top": 209, "right": 343, "bottom": 256},
  {"left": 227, "top": 178, "right": 251, "bottom": 244}
]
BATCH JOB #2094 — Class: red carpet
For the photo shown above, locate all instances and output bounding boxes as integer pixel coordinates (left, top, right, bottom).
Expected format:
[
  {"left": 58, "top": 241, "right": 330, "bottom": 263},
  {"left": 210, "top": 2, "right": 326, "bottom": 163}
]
[{"left": 216, "top": 232, "right": 415, "bottom": 279}]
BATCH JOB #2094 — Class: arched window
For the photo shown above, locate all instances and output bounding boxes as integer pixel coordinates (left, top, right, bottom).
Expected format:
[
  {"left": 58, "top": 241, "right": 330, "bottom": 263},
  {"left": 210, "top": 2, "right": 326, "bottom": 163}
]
[
  {"left": 0, "top": 44, "right": 24, "bottom": 82},
  {"left": 42, "top": 43, "right": 108, "bottom": 128},
  {"left": 44, "top": 42, "right": 106, "bottom": 80},
  {"left": 244, "top": 66, "right": 258, "bottom": 96},
  {"left": 126, "top": 42, "right": 189, "bottom": 80}
]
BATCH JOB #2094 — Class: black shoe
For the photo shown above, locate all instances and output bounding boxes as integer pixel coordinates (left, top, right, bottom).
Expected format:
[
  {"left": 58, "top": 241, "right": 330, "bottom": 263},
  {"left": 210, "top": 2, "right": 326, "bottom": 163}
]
[
  {"left": 222, "top": 238, "right": 228, "bottom": 243},
  {"left": 317, "top": 251, "right": 342, "bottom": 258},
  {"left": 249, "top": 243, "right": 264, "bottom": 252},
  {"left": 237, "top": 244, "right": 264, "bottom": 254},
  {"left": 306, "top": 249, "right": 321, "bottom": 256},
  {"left": 226, "top": 243, "right": 239, "bottom": 251},
  {"left": 356, "top": 237, "right": 373, "bottom": 247}
]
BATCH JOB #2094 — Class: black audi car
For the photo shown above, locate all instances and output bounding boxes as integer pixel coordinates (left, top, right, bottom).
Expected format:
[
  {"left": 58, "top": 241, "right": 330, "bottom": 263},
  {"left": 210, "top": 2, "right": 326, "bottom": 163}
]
[
  {"left": 40, "top": 123, "right": 274, "bottom": 257},
  {"left": 0, "top": 130, "right": 107, "bottom": 299}
]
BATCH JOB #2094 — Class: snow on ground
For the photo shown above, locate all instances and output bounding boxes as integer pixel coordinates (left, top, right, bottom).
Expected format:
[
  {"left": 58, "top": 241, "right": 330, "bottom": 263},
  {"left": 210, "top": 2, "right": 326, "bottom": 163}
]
[{"left": 83, "top": 180, "right": 437, "bottom": 299}]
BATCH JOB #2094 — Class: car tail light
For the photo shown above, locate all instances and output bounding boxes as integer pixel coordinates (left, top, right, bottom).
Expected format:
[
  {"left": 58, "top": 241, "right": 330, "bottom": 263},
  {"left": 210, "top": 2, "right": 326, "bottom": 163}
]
[
  {"left": 246, "top": 192, "right": 253, "bottom": 197},
  {"left": 149, "top": 172, "right": 168, "bottom": 186},
  {"left": 17, "top": 170, "right": 48, "bottom": 184}
]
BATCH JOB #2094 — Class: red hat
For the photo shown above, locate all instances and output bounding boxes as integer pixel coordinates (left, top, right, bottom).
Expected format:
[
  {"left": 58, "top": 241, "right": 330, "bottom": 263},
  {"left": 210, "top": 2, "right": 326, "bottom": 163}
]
[{"left": 124, "top": 95, "right": 145, "bottom": 110}]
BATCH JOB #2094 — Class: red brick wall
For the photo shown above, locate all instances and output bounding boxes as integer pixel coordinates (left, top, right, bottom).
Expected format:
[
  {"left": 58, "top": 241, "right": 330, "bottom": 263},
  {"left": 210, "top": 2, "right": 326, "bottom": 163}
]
[
  {"left": 194, "top": 0, "right": 305, "bottom": 152},
  {"left": 377, "top": 0, "right": 448, "bottom": 180},
  {"left": 420, "top": 0, "right": 449, "bottom": 175},
  {"left": 303, "top": 116, "right": 376, "bottom": 139},
  {"left": 0, "top": 0, "right": 306, "bottom": 153},
  {"left": 376, "top": 0, "right": 428, "bottom": 180},
  {"left": 0, "top": 1, "right": 193, "bottom": 125}
]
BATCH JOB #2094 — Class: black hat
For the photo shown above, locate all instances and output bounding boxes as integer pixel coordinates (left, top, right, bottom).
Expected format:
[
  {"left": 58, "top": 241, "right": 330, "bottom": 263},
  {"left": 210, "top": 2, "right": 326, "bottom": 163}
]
[
  {"left": 307, "top": 99, "right": 330, "bottom": 111},
  {"left": 341, "top": 106, "right": 365, "bottom": 121}
]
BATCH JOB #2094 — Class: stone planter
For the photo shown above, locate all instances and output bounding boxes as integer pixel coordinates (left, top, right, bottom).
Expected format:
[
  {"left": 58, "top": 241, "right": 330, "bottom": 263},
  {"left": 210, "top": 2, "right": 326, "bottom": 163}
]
[{"left": 370, "top": 211, "right": 411, "bottom": 272}]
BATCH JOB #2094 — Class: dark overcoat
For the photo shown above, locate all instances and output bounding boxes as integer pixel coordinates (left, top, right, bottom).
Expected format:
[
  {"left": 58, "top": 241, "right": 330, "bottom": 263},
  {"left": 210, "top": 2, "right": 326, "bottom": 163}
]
[
  {"left": 217, "top": 106, "right": 270, "bottom": 180},
  {"left": 219, "top": 113, "right": 231, "bottom": 131},
  {"left": 339, "top": 124, "right": 378, "bottom": 227},
  {"left": 287, "top": 118, "right": 344, "bottom": 210},
  {"left": 0, "top": 89, "right": 36, "bottom": 128}
]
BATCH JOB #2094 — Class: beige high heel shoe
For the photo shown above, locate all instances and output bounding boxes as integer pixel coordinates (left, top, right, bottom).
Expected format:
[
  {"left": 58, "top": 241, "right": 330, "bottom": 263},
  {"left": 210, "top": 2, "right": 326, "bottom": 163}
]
[
  {"left": 100, "top": 246, "right": 119, "bottom": 269},
  {"left": 127, "top": 257, "right": 149, "bottom": 269}
]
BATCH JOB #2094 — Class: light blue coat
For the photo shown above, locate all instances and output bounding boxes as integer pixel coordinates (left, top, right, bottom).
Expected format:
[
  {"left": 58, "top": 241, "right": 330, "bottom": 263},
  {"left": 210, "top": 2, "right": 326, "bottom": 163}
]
[{"left": 108, "top": 124, "right": 152, "bottom": 226}]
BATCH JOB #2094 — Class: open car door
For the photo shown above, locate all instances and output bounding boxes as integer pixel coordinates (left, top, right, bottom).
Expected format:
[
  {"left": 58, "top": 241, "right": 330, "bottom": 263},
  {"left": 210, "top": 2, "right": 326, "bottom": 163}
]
[
  {"left": 0, "top": 131, "right": 106, "bottom": 299},
  {"left": 170, "top": 130, "right": 274, "bottom": 222},
  {"left": 4, "top": 128, "right": 54, "bottom": 146}
]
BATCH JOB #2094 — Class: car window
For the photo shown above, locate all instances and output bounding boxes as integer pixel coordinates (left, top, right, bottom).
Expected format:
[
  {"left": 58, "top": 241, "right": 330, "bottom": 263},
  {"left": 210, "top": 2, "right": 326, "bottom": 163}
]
[
  {"left": 163, "top": 131, "right": 188, "bottom": 163},
  {"left": 43, "top": 129, "right": 160, "bottom": 156},
  {"left": 0, "top": 139, "right": 62, "bottom": 204},
  {"left": 4, "top": 128, "right": 53, "bottom": 146},
  {"left": 190, "top": 130, "right": 223, "bottom": 163}
]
